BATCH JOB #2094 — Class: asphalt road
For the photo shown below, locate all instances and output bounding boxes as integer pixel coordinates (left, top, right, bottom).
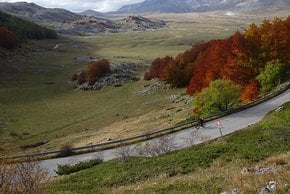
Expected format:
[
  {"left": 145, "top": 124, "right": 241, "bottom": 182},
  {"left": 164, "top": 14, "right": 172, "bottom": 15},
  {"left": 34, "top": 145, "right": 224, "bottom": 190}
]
[{"left": 40, "top": 88, "right": 290, "bottom": 176}]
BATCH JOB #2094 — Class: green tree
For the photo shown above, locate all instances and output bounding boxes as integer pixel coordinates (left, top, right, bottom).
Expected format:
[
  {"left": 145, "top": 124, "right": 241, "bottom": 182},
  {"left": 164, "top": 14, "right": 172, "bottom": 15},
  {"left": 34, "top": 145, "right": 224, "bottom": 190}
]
[
  {"left": 193, "top": 79, "right": 241, "bottom": 116},
  {"left": 256, "top": 60, "right": 286, "bottom": 93}
]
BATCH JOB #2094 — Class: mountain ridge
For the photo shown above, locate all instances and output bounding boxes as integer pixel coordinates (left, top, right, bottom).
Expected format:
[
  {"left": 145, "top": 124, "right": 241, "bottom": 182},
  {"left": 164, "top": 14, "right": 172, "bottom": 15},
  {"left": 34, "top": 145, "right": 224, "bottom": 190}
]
[{"left": 117, "top": 0, "right": 290, "bottom": 13}]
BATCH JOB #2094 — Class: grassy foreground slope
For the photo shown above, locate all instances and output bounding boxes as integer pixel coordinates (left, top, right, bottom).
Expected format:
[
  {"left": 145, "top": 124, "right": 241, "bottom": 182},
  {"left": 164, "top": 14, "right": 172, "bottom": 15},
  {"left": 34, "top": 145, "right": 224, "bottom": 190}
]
[{"left": 48, "top": 102, "right": 290, "bottom": 193}]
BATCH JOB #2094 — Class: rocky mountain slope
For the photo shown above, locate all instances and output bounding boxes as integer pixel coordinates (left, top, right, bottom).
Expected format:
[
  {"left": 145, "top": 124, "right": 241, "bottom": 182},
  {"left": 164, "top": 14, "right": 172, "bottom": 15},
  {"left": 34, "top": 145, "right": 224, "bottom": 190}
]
[
  {"left": 0, "top": 2, "right": 81, "bottom": 22},
  {"left": 118, "top": 0, "right": 290, "bottom": 13},
  {"left": 0, "top": 2, "right": 165, "bottom": 35}
]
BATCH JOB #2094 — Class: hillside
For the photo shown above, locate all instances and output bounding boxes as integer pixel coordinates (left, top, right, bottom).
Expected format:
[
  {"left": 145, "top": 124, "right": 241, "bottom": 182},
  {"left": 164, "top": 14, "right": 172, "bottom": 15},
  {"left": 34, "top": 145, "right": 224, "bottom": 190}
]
[
  {"left": 118, "top": 0, "right": 290, "bottom": 13},
  {"left": 0, "top": 2, "right": 81, "bottom": 22},
  {"left": 0, "top": 2, "right": 166, "bottom": 35},
  {"left": 48, "top": 101, "right": 290, "bottom": 193},
  {"left": 0, "top": 11, "right": 57, "bottom": 41}
]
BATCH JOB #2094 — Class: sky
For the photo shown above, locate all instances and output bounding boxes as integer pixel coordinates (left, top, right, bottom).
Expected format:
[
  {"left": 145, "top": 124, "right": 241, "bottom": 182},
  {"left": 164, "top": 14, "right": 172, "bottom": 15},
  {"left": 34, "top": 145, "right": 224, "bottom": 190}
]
[{"left": 0, "top": 0, "right": 145, "bottom": 12}]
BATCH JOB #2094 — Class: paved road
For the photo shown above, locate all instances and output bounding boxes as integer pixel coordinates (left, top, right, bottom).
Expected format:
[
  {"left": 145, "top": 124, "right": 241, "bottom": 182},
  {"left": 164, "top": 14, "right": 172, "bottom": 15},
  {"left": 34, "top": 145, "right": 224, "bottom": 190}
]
[{"left": 40, "top": 89, "right": 290, "bottom": 176}]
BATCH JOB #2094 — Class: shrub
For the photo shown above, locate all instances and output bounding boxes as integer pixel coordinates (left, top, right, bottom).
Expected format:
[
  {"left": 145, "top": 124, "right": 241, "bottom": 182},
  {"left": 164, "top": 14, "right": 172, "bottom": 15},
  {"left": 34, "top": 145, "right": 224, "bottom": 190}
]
[
  {"left": 0, "top": 27, "right": 17, "bottom": 50},
  {"left": 55, "top": 158, "right": 103, "bottom": 175},
  {"left": 58, "top": 144, "right": 74, "bottom": 157},
  {"left": 77, "top": 71, "right": 86, "bottom": 85},
  {"left": 86, "top": 59, "right": 111, "bottom": 85},
  {"left": 9, "top": 131, "right": 18, "bottom": 137},
  {"left": 71, "top": 73, "right": 78, "bottom": 81}
]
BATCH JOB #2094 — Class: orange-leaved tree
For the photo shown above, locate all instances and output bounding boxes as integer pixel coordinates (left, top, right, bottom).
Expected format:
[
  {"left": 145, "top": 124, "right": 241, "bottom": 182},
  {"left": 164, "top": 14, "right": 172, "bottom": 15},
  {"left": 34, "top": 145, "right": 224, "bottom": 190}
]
[{"left": 0, "top": 27, "right": 17, "bottom": 50}]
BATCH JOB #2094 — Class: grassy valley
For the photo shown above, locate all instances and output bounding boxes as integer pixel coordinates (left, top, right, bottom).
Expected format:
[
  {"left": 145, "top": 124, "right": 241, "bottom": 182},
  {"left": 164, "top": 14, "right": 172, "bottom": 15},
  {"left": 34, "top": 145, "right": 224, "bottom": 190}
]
[{"left": 0, "top": 12, "right": 288, "bottom": 158}]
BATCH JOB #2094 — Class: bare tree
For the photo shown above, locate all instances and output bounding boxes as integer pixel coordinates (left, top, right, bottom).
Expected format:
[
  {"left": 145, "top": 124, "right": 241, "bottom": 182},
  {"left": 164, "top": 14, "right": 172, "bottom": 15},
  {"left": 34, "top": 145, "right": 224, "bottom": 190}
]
[
  {"left": 134, "top": 135, "right": 176, "bottom": 157},
  {"left": 114, "top": 146, "right": 132, "bottom": 163},
  {"left": 0, "top": 159, "right": 48, "bottom": 194},
  {"left": 185, "top": 130, "right": 211, "bottom": 147}
]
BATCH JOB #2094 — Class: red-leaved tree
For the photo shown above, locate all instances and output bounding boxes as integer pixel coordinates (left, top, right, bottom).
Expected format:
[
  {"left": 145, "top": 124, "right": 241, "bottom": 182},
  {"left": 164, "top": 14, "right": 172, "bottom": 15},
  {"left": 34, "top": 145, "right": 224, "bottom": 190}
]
[{"left": 0, "top": 27, "right": 17, "bottom": 50}]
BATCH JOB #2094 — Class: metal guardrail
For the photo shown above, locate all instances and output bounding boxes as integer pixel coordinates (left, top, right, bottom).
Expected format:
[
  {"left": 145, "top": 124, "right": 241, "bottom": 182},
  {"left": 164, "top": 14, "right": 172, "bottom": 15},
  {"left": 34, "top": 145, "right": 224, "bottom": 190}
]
[
  {"left": 2, "top": 119, "right": 198, "bottom": 159},
  {"left": 2, "top": 81, "right": 290, "bottom": 160}
]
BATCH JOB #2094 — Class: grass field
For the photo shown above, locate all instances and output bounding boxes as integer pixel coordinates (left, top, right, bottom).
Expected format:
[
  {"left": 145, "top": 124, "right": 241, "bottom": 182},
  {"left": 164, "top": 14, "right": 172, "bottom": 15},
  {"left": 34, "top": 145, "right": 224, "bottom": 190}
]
[
  {"left": 47, "top": 102, "right": 290, "bottom": 193},
  {"left": 0, "top": 12, "right": 286, "bottom": 157}
]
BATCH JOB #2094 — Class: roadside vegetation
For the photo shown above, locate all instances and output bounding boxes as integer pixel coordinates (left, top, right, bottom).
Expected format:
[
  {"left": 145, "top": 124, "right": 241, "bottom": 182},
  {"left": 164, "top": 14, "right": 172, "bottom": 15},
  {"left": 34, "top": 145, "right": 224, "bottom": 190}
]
[{"left": 48, "top": 102, "right": 290, "bottom": 193}]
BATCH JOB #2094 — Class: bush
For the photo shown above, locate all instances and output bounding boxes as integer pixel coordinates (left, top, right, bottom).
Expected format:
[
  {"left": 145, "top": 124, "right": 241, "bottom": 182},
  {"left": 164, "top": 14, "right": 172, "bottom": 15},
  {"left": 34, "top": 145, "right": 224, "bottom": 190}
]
[
  {"left": 71, "top": 73, "right": 78, "bottom": 81},
  {"left": 73, "top": 59, "right": 111, "bottom": 85},
  {"left": 58, "top": 144, "right": 75, "bottom": 157},
  {"left": 55, "top": 158, "right": 103, "bottom": 175},
  {"left": 86, "top": 59, "right": 111, "bottom": 85},
  {"left": 77, "top": 71, "right": 86, "bottom": 85},
  {"left": 0, "top": 27, "right": 17, "bottom": 50}
]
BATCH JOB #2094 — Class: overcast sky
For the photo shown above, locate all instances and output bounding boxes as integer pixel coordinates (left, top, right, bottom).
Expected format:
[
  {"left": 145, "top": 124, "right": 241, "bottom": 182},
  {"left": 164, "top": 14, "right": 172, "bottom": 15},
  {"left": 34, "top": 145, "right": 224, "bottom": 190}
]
[{"left": 0, "top": 0, "right": 145, "bottom": 12}]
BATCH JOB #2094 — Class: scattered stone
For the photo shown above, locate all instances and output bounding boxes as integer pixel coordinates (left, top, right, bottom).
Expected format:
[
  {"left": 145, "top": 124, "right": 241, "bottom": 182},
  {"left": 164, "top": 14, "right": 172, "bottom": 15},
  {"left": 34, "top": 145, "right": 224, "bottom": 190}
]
[
  {"left": 138, "top": 79, "right": 170, "bottom": 96},
  {"left": 167, "top": 94, "right": 192, "bottom": 104},
  {"left": 255, "top": 165, "right": 277, "bottom": 174},
  {"left": 275, "top": 106, "right": 284, "bottom": 112},
  {"left": 220, "top": 189, "right": 238, "bottom": 194},
  {"left": 260, "top": 181, "right": 277, "bottom": 194}
]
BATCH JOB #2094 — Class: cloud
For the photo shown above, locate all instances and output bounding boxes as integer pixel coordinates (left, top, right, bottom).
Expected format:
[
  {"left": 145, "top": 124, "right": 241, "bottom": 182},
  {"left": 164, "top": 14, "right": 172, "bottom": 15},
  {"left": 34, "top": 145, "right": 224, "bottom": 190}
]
[{"left": 0, "top": 0, "right": 144, "bottom": 12}]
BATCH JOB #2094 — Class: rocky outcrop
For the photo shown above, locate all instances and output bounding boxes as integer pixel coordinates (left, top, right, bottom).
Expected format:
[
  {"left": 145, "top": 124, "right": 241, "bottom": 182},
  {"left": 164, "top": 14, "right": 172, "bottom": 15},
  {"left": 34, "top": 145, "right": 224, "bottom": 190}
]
[
  {"left": 119, "top": 15, "right": 165, "bottom": 31},
  {"left": 79, "top": 63, "right": 146, "bottom": 90}
]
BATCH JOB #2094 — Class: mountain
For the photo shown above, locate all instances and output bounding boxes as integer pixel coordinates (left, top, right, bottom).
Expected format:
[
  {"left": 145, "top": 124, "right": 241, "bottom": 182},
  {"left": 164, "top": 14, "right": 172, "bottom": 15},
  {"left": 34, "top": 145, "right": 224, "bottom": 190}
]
[
  {"left": 117, "top": 0, "right": 290, "bottom": 13},
  {"left": 0, "top": 11, "right": 57, "bottom": 40},
  {"left": 0, "top": 2, "right": 81, "bottom": 22},
  {"left": 79, "top": 10, "right": 108, "bottom": 19},
  {"left": 0, "top": 2, "right": 166, "bottom": 36}
]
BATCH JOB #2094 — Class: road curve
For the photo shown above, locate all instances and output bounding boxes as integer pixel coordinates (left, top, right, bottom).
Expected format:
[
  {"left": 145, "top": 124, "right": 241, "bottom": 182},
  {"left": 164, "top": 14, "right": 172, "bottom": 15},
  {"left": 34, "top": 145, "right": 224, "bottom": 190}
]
[{"left": 40, "top": 89, "right": 290, "bottom": 176}]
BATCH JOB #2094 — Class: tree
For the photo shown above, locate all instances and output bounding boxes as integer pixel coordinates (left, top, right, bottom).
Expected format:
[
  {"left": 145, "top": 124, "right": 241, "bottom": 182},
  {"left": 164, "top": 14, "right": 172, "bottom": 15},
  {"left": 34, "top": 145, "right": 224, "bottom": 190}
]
[
  {"left": 240, "top": 80, "right": 260, "bottom": 103},
  {"left": 0, "top": 27, "right": 17, "bottom": 49},
  {"left": 256, "top": 60, "right": 286, "bottom": 93},
  {"left": 193, "top": 79, "right": 242, "bottom": 116},
  {"left": 85, "top": 59, "right": 111, "bottom": 85}
]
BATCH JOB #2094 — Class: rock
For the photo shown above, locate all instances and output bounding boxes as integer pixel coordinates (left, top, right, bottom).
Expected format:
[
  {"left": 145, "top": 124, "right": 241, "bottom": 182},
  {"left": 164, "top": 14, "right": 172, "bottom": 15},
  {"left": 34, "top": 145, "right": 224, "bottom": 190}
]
[
  {"left": 260, "top": 181, "right": 277, "bottom": 194},
  {"left": 138, "top": 79, "right": 170, "bottom": 96},
  {"left": 255, "top": 165, "right": 277, "bottom": 174},
  {"left": 79, "top": 63, "right": 145, "bottom": 91},
  {"left": 220, "top": 189, "right": 238, "bottom": 194},
  {"left": 241, "top": 167, "right": 254, "bottom": 174}
]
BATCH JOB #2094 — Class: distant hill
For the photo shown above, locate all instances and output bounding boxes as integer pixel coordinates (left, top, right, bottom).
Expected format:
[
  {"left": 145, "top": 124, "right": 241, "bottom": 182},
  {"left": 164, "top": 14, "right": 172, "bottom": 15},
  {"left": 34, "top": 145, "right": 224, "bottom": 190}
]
[
  {"left": 119, "top": 15, "right": 165, "bottom": 31},
  {"left": 117, "top": 0, "right": 290, "bottom": 13},
  {"left": 0, "top": 2, "right": 81, "bottom": 22},
  {"left": 0, "top": 11, "right": 57, "bottom": 40},
  {"left": 0, "top": 2, "right": 166, "bottom": 36}
]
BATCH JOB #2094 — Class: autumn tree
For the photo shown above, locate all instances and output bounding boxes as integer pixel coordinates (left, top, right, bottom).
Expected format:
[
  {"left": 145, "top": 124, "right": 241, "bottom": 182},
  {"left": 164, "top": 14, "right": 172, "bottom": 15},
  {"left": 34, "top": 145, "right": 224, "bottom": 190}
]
[
  {"left": 0, "top": 27, "right": 17, "bottom": 49},
  {"left": 193, "top": 79, "right": 241, "bottom": 116},
  {"left": 86, "top": 59, "right": 111, "bottom": 85},
  {"left": 144, "top": 56, "right": 173, "bottom": 80},
  {"left": 144, "top": 16, "right": 289, "bottom": 101},
  {"left": 256, "top": 60, "right": 286, "bottom": 93},
  {"left": 77, "top": 70, "right": 86, "bottom": 85},
  {"left": 187, "top": 39, "right": 231, "bottom": 94},
  {"left": 240, "top": 80, "right": 260, "bottom": 103}
]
